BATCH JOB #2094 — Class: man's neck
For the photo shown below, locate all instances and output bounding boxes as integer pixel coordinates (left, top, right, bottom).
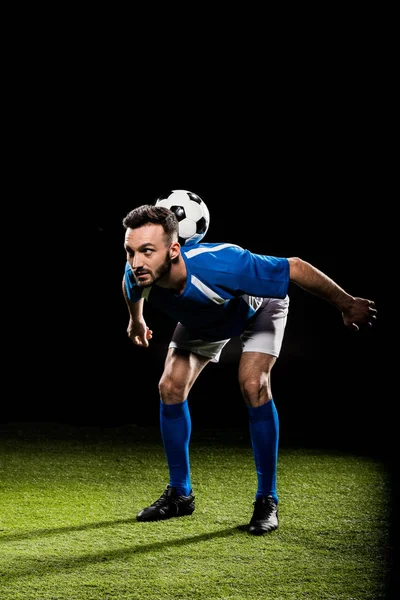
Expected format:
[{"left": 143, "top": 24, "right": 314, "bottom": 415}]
[{"left": 156, "top": 254, "right": 187, "bottom": 294}]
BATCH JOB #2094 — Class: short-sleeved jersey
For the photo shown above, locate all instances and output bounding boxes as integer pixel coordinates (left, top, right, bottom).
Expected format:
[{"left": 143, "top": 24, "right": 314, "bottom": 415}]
[{"left": 124, "top": 242, "right": 290, "bottom": 342}]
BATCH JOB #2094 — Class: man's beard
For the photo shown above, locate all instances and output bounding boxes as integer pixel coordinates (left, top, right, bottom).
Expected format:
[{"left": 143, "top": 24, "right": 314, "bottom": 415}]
[{"left": 134, "top": 251, "right": 172, "bottom": 288}]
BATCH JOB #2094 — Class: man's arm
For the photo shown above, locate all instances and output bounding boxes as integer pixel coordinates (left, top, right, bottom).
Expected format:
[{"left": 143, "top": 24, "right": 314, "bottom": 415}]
[
  {"left": 122, "top": 275, "right": 153, "bottom": 347},
  {"left": 288, "top": 257, "right": 377, "bottom": 331}
]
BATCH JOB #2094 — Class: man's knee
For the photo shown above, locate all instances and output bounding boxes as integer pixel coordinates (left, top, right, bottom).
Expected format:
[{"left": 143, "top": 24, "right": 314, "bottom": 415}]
[
  {"left": 240, "top": 375, "right": 272, "bottom": 407},
  {"left": 158, "top": 374, "right": 187, "bottom": 404}
]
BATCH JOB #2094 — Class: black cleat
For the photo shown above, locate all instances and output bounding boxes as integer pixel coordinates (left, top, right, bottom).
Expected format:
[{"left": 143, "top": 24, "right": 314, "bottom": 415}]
[
  {"left": 136, "top": 485, "right": 195, "bottom": 522},
  {"left": 248, "top": 495, "right": 279, "bottom": 535}
]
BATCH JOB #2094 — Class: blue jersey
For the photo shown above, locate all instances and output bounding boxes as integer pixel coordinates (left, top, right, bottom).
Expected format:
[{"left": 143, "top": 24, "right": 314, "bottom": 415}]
[{"left": 124, "top": 242, "right": 290, "bottom": 342}]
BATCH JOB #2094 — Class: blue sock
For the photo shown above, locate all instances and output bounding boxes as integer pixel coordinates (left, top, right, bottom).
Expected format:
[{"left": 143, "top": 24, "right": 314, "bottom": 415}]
[
  {"left": 160, "top": 399, "right": 192, "bottom": 496},
  {"left": 247, "top": 400, "right": 279, "bottom": 504}
]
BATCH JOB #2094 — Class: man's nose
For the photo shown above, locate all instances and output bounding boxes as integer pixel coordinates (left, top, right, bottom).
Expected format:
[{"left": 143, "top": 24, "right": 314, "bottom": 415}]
[{"left": 132, "top": 255, "right": 143, "bottom": 270}]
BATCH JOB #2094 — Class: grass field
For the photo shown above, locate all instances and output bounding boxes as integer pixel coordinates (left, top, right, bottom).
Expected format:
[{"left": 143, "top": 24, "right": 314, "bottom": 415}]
[{"left": 0, "top": 422, "right": 394, "bottom": 600}]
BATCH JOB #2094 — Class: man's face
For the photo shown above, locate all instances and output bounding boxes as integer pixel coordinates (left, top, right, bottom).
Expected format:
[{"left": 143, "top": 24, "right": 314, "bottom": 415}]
[{"left": 124, "top": 224, "right": 174, "bottom": 287}]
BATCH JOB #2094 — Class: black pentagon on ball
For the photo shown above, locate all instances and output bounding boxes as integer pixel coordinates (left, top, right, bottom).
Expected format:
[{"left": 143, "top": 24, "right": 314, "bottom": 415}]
[
  {"left": 187, "top": 191, "right": 202, "bottom": 205},
  {"left": 196, "top": 217, "right": 207, "bottom": 234},
  {"left": 170, "top": 205, "right": 186, "bottom": 221}
]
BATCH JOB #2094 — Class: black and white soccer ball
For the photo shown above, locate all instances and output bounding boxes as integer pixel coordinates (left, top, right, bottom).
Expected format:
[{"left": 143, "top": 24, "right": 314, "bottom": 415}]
[{"left": 155, "top": 189, "right": 210, "bottom": 246}]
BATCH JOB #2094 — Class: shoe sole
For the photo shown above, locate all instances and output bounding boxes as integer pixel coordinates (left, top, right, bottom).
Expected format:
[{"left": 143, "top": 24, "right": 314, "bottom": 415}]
[
  {"left": 248, "top": 523, "right": 278, "bottom": 535},
  {"left": 137, "top": 506, "right": 195, "bottom": 522}
]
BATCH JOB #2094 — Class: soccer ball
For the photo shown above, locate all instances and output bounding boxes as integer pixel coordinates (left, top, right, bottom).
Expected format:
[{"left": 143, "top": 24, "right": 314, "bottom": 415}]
[{"left": 155, "top": 189, "right": 210, "bottom": 246}]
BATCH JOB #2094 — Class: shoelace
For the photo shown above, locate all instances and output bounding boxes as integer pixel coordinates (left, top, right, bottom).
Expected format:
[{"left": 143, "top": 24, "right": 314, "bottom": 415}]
[{"left": 151, "top": 488, "right": 172, "bottom": 507}]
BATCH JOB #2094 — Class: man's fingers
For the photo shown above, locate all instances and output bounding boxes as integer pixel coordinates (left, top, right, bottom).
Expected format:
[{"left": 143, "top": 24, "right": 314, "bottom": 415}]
[
  {"left": 128, "top": 328, "right": 152, "bottom": 346},
  {"left": 133, "top": 334, "right": 150, "bottom": 347}
]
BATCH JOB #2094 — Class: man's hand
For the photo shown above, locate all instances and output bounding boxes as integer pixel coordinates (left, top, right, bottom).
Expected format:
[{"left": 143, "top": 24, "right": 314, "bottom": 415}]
[
  {"left": 127, "top": 318, "right": 153, "bottom": 347},
  {"left": 341, "top": 297, "right": 377, "bottom": 332}
]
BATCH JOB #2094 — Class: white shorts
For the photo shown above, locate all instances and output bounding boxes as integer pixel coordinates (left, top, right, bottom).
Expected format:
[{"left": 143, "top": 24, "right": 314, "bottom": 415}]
[{"left": 168, "top": 295, "right": 289, "bottom": 363}]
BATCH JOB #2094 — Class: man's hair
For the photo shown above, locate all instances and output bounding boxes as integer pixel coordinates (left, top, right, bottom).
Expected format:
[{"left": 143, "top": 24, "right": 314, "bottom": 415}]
[{"left": 122, "top": 205, "right": 179, "bottom": 244}]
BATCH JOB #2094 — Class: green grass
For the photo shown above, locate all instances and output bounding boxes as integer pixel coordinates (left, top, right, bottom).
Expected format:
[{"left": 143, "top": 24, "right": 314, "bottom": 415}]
[{"left": 0, "top": 423, "right": 393, "bottom": 600}]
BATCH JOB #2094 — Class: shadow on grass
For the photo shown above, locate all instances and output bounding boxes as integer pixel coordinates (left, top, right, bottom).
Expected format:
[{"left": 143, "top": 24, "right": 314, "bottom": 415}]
[
  {"left": 1, "top": 518, "right": 252, "bottom": 545},
  {"left": 1, "top": 524, "right": 249, "bottom": 581},
  {"left": 0, "top": 516, "right": 140, "bottom": 543}
]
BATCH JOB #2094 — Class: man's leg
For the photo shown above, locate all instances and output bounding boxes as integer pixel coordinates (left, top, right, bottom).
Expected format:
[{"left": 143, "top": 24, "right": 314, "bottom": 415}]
[
  {"left": 137, "top": 348, "right": 210, "bottom": 522},
  {"left": 239, "top": 296, "right": 288, "bottom": 534},
  {"left": 239, "top": 351, "right": 280, "bottom": 535}
]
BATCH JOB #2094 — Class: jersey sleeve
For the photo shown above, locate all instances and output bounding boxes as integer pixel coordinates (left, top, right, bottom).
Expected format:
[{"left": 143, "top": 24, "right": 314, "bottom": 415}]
[
  {"left": 200, "top": 245, "right": 290, "bottom": 299},
  {"left": 124, "top": 262, "right": 143, "bottom": 302},
  {"left": 242, "top": 251, "right": 290, "bottom": 297}
]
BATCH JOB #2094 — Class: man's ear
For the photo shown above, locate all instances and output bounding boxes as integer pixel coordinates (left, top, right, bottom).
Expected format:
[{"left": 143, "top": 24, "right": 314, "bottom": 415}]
[{"left": 169, "top": 241, "right": 181, "bottom": 260}]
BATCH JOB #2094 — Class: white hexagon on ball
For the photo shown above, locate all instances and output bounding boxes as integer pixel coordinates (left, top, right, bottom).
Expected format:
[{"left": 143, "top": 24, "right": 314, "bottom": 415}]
[{"left": 179, "top": 218, "right": 198, "bottom": 239}]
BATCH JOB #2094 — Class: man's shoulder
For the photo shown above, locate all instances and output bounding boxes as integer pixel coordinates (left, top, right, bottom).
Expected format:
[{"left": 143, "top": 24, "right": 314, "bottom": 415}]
[{"left": 182, "top": 242, "right": 243, "bottom": 260}]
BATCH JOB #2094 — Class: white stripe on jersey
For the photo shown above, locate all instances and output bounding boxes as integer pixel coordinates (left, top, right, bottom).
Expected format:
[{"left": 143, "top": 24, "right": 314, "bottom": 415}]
[
  {"left": 184, "top": 243, "right": 239, "bottom": 258},
  {"left": 191, "top": 275, "right": 226, "bottom": 304}
]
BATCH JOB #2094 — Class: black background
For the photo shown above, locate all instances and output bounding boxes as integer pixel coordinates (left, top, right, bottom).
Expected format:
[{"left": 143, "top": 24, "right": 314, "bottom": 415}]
[{"left": 9, "top": 170, "right": 388, "bottom": 454}]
